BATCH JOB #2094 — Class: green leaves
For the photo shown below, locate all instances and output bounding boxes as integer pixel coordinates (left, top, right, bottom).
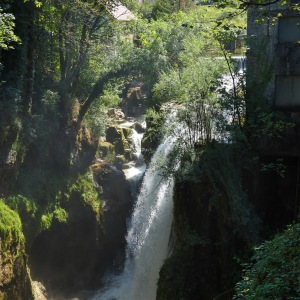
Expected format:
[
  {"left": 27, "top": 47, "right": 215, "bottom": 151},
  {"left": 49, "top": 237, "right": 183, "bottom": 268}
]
[
  {"left": 0, "top": 8, "right": 21, "bottom": 49},
  {"left": 234, "top": 223, "right": 300, "bottom": 299}
]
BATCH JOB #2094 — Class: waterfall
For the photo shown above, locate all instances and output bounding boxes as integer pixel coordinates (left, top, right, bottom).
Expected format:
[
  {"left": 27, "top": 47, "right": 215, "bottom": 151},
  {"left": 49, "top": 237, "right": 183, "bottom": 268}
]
[
  {"left": 92, "top": 118, "right": 177, "bottom": 300},
  {"left": 122, "top": 124, "right": 146, "bottom": 199},
  {"left": 232, "top": 55, "right": 246, "bottom": 73}
]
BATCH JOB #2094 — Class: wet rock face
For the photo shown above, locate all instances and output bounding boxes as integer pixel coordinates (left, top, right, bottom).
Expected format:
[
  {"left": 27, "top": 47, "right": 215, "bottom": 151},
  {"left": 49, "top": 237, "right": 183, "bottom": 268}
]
[
  {"left": 157, "top": 179, "right": 246, "bottom": 300},
  {"left": 0, "top": 252, "right": 32, "bottom": 300},
  {"left": 133, "top": 122, "right": 146, "bottom": 134},
  {"left": 0, "top": 205, "right": 33, "bottom": 300},
  {"left": 121, "top": 84, "right": 146, "bottom": 118},
  {"left": 107, "top": 108, "right": 125, "bottom": 120},
  {"left": 93, "top": 163, "right": 133, "bottom": 274},
  {"left": 28, "top": 164, "right": 133, "bottom": 298},
  {"left": 29, "top": 199, "right": 100, "bottom": 297},
  {"left": 93, "top": 164, "right": 132, "bottom": 211},
  {"left": 106, "top": 126, "right": 122, "bottom": 144}
]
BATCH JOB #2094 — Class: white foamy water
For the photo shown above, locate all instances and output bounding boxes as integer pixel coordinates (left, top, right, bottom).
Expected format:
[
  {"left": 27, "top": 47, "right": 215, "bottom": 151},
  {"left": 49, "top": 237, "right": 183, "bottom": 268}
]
[
  {"left": 123, "top": 127, "right": 146, "bottom": 199},
  {"left": 92, "top": 120, "right": 178, "bottom": 300}
]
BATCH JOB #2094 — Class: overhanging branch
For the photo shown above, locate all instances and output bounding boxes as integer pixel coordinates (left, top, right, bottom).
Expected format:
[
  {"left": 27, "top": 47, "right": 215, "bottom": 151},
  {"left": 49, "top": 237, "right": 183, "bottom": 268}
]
[{"left": 239, "top": 0, "right": 280, "bottom": 6}]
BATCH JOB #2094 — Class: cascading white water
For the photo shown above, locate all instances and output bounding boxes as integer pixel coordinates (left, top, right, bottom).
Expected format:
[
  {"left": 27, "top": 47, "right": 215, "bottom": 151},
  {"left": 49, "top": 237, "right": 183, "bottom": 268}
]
[
  {"left": 92, "top": 119, "right": 178, "bottom": 300},
  {"left": 122, "top": 124, "right": 146, "bottom": 198}
]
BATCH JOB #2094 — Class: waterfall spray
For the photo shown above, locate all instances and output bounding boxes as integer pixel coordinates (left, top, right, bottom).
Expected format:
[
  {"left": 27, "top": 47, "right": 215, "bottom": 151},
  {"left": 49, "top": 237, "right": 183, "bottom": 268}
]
[{"left": 93, "top": 117, "right": 178, "bottom": 300}]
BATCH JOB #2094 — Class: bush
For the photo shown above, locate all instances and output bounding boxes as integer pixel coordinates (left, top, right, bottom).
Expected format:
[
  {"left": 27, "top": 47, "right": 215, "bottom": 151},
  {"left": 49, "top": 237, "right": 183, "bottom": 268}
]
[{"left": 234, "top": 223, "right": 300, "bottom": 299}]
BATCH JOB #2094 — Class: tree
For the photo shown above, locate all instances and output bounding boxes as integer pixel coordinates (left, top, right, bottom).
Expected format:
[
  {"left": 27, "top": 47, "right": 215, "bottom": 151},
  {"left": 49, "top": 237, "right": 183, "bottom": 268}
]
[{"left": 0, "top": 7, "right": 20, "bottom": 50}]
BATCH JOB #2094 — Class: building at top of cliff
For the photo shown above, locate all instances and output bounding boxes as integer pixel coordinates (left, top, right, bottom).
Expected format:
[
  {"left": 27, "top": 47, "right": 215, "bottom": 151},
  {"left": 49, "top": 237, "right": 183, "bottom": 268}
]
[
  {"left": 108, "top": 0, "right": 137, "bottom": 21},
  {"left": 246, "top": 0, "right": 300, "bottom": 223},
  {"left": 247, "top": 0, "right": 300, "bottom": 110}
]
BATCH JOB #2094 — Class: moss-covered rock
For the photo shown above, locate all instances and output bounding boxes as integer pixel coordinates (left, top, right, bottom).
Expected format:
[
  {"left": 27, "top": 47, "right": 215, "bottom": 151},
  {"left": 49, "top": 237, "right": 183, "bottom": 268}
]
[
  {"left": 67, "top": 171, "right": 101, "bottom": 217},
  {"left": 106, "top": 126, "right": 121, "bottom": 144},
  {"left": 27, "top": 165, "right": 132, "bottom": 298},
  {"left": 121, "top": 127, "right": 132, "bottom": 139},
  {"left": 0, "top": 201, "right": 33, "bottom": 300},
  {"left": 97, "top": 140, "right": 115, "bottom": 159},
  {"left": 28, "top": 170, "right": 102, "bottom": 297},
  {"left": 142, "top": 109, "right": 164, "bottom": 163},
  {"left": 105, "top": 126, "right": 131, "bottom": 159},
  {"left": 115, "top": 129, "right": 129, "bottom": 156},
  {"left": 115, "top": 155, "right": 127, "bottom": 170}
]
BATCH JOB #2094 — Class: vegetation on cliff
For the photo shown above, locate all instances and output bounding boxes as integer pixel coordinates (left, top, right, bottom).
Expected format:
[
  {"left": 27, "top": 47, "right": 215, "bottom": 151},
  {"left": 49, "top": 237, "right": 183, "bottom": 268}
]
[
  {"left": 1, "top": 0, "right": 300, "bottom": 298},
  {"left": 234, "top": 222, "right": 300, "bottom": 299},
  {"left": 0, "top": 201, "right": 33, "bottom": 300},
  {"left": 0, "top": 201, "right": 24, "bottom": 255}
]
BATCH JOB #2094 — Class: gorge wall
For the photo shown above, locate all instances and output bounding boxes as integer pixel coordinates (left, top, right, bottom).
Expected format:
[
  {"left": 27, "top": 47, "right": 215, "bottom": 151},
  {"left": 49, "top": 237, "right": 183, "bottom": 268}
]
[{"left": 156, "top": 145, "right": 299, "bottom": 300}]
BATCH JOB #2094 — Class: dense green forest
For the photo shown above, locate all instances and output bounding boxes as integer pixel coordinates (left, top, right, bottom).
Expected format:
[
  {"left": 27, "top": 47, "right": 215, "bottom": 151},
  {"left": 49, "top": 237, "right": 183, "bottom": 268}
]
[{"left": 1, "top": 0, "right": 300, "bottom": 299}]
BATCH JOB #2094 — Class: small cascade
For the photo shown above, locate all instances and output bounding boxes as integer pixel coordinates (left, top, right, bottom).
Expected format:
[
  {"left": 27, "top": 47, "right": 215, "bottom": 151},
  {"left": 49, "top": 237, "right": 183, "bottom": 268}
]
[
  {"left": 121, "top": 123, "right": 146, "bottom": 199},
  {"left": 92, "top": 117, "right": 178, "bottom": 300},
  {"left": 232, "top": 55, "right": 246, "bottom": 73}
]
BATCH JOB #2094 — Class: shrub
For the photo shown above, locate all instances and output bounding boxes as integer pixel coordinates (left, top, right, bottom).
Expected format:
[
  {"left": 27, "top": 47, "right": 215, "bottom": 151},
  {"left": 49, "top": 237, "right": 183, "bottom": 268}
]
[{"left": 234, "top": 223, "right": 300, "bottom": 299}]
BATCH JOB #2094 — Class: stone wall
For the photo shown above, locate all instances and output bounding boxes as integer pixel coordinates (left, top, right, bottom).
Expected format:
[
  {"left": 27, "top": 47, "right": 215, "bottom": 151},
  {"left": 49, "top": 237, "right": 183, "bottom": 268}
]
[{"left": 247, "top": 1, "right": 300, "bottom": 109}]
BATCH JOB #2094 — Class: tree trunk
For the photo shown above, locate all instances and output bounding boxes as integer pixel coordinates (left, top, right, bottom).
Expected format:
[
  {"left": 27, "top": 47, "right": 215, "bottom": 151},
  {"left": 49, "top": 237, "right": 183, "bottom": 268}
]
[{"left": 77, "top": 68, "right": 130, "bottom": 129}]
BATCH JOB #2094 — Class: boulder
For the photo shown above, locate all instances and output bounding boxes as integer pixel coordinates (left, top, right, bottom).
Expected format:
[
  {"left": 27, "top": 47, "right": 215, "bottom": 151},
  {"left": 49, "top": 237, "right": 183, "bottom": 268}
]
[
  {"left": 0, "top": 202, "right": 33, "bottom": 299},
  {"left": 121, "top": 84, "right": 145, "bottom": 118},
  {"left": 97, "top": 141, "right": 115, "bottom": 159},
  {"left": 114, "top": 155, "right": 127, "bottom": 170},
  {"left": 93, "top": 164, "right": 131, "bottom": 210},
  {"left": 107, "top": 108, "right": 125, "bottom": 120},
  {"left": 133, "top": 122, "right": 146, "bottom": 134},
  {"left": 106, "top": 127, "right": 122, "bottom": 144},
  {"left": 124, "top": 149, "right": 133, "bottom": 161}
]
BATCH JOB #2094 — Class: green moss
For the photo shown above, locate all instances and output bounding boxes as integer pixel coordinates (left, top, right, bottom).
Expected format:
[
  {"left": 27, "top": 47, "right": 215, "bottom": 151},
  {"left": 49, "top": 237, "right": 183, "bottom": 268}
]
[
  {"left": 121, "top": 127, "right": 132, "bottom": 139},
  {"left": 53, "top": 207, "right": 68, "bottom": 223},
  {"left": 142, "top": 108, "right": 165, "bottom": 163},
  {"left": 0, "top": 201, "right": 24, "bottom": 254},
  {"left": 68, "top": 171, "right": 101, "bottom": 215},
  {"left": 40, "top": 207, "right": 68, "bottom": 231},
  {"left": 5, "top": 194, "right": 38, "bottom": 217},
  {"left": 97, "top": 140, "right": 115, "bottom": 159},
  {"left": 40, "top": 213, "right": 53, "bottom": 231},
  {"left": 114, "top": 129, "right": 129, "bottom": 155}
]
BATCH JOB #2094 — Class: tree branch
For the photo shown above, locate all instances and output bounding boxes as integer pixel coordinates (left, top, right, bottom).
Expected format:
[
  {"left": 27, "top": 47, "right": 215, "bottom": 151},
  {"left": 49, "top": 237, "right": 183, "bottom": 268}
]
[
  {"left": 239, "top": 0, "right": 280, "bottom": 7},
  {"left": 77, "top": 67, "right": 132, "bottom": 128}
]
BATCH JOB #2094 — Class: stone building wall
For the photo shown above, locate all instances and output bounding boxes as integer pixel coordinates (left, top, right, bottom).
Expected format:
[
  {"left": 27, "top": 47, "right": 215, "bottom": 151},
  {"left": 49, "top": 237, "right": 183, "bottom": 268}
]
[{"left": 247, "top": 1, "right": 300, "bottom": 110}]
